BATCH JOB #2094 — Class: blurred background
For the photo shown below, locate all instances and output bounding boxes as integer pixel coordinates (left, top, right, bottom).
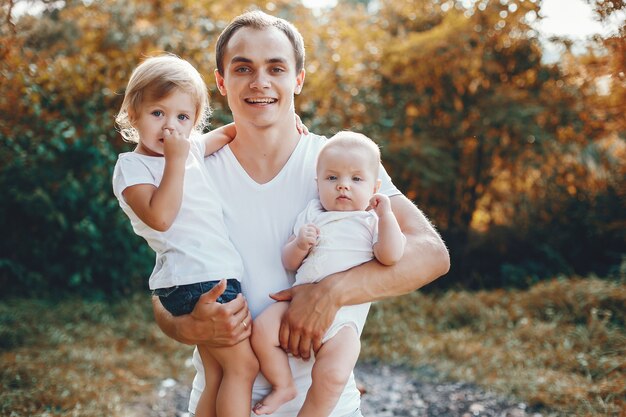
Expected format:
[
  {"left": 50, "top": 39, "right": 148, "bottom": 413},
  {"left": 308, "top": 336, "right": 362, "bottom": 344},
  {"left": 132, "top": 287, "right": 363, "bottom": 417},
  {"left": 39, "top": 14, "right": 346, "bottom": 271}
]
[{"left": 0, "top": 0, "right": 624, "bottom": 416}]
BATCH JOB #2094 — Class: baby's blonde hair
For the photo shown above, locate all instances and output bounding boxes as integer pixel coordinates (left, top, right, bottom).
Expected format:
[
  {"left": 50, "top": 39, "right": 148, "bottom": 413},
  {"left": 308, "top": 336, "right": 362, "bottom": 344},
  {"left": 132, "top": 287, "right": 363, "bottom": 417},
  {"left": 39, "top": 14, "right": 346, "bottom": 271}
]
[
  {"left": 318, "top": 131, "right": 381, "bottom": 176},
  {"left": 115, "top": 54, "right": 210, "bottom": 143}
]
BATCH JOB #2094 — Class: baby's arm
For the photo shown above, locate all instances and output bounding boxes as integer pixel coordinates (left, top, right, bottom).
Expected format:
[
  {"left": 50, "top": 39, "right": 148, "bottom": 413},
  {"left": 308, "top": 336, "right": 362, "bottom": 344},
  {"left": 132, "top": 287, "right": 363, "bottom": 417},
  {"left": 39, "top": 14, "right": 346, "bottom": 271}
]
[
  {"left": 123, "top": 129, "right": 188, "bottom": 231},
  {"left": 200, "top": 123, "right": 236, "bottom": 156},
  {"left": 282, "top": 224, "right": 319, "bottom": 271},
  {"left": 371, "top": 193, "right": 406, "bottom": 265}
]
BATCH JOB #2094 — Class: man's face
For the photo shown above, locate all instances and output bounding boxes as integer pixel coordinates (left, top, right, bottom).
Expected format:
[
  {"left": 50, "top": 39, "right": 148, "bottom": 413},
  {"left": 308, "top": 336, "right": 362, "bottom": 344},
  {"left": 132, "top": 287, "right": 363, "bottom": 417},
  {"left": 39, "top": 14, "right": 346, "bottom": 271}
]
[{"left": 215, "top": 26, "right": 305, "bottom": 130}]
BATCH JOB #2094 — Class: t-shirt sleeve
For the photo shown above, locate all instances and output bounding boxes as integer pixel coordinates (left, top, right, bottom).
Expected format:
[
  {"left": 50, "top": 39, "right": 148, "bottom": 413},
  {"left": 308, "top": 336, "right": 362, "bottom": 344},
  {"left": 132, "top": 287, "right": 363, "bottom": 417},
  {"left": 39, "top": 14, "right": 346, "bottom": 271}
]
[
  {"left": 112, "top": 155, "right": 156, "bottom": 202},
  {"left": 292, "top": 199, "right": 318, "bottom": 236},
  {"left": 189, "top": 134, "right": 205, "bottom": 158},
  {"left": 292, "top": 206, "right": 309, "bottom": 236},
  {"left": 378, "top": 163, "right": 401, "bottom": 198}
]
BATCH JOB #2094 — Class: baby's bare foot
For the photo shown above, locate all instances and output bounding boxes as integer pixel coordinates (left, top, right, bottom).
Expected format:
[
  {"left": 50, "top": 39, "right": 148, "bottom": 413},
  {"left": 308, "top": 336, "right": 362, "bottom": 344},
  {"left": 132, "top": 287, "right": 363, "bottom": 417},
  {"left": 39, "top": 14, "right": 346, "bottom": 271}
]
[{"left": 252, "top": 386, "right": 297, "bottom": 415}]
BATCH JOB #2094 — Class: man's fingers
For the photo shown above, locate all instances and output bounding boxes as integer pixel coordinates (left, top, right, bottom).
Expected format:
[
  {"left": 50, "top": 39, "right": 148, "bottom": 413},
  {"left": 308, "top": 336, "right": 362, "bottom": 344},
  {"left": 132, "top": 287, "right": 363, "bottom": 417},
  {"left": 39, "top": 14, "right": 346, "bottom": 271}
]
[
  {"left": 312, "top": 337, "right": 323, "bottom": 355},
  {"left": 270, "top": 288, "right": 293, "bottom": 302},
  {"left": 278, "top": 320, "right": 290, "bottom": 351},
  {"left": 226, "top": 294, "right": 251, "bottom": 342},
  {"left": 198, "top": 279, "right": 226, "bottom": 303},
  {"left": 298, "top": 335, "right": 313, "bottom": 361},
  {"left": 288, "top": 331, "right": 301, "bottom": 357}
]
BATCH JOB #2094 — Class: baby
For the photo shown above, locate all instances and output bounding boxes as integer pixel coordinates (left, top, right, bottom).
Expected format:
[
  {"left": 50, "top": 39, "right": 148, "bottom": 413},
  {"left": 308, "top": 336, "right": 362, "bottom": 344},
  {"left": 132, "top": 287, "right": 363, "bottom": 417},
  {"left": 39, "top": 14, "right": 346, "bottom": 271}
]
[{"left": 251, "top": 131, "right": 406, "bottom": 416}]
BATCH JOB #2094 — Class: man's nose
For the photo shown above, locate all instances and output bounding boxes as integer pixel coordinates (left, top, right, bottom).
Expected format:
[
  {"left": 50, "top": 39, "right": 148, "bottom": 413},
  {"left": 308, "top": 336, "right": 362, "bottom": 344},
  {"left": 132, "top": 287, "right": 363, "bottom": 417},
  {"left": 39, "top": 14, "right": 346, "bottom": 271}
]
[{"left": 250, "top": 72, "right": 270, "bottom": 89}]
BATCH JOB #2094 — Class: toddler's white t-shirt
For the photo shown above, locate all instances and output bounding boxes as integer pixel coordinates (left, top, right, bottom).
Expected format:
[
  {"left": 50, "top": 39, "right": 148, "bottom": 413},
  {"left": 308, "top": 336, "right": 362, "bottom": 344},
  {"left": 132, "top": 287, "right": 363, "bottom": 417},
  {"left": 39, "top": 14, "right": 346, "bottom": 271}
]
[{"left": 112, "top": 137, "right": 243, "bottom": 289}]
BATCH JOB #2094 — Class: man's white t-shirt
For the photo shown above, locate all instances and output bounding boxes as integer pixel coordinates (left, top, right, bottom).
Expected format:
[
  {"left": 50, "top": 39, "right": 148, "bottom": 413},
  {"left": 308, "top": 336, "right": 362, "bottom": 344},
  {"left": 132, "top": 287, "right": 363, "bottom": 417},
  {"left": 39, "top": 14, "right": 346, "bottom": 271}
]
[{"left": 190, "top": 133, "right": 400, "bottom": 416}]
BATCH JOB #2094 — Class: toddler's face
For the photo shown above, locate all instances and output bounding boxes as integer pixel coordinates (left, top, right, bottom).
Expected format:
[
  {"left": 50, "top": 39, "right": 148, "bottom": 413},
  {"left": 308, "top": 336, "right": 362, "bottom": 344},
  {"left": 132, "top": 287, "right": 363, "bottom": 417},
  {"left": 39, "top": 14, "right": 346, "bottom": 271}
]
[
  {"left": 316, "top": 146, "right": 379, "bottom": 212},
  {"left": 133, "top": 88, "right": 196, "bottom": 156}
]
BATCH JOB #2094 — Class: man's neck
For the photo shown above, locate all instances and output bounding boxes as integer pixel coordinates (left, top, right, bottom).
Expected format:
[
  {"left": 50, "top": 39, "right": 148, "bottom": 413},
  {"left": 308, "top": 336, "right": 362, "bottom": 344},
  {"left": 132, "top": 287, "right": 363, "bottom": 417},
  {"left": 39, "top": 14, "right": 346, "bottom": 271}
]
[{"left": 229, "top": 120, "right": 301, "bottom": 184}]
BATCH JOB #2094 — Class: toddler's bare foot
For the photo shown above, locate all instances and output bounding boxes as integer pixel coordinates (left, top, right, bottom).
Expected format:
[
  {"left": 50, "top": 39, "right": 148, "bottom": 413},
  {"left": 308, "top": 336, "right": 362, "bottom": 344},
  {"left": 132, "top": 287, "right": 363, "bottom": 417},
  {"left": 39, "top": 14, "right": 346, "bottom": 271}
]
[{"left": 252, "top": 386, "right": 297, "bottom": 415}]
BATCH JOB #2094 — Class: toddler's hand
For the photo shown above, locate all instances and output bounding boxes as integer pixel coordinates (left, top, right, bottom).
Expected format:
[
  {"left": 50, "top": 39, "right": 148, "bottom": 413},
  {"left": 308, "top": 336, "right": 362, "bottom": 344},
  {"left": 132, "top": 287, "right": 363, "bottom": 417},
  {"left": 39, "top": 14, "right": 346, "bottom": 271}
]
[
  {"left": 296, "top": 223, "right": 319, "bottom": 252},
  {"left": 295, "top": 114, "right": 309, "bottom": 135},
  {"left": 369, "top": 193, "right": 392, "bottom": 217},
  {"left": 163, "top": 128, "right": 190, "bottom": 162}
]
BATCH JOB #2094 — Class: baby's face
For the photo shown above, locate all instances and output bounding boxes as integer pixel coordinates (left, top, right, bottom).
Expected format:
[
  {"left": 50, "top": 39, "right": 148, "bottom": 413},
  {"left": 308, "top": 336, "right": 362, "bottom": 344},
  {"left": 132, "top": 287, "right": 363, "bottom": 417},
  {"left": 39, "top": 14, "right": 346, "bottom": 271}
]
[{"left": 316, "top": 146, "right": 379, "bottom": 212}]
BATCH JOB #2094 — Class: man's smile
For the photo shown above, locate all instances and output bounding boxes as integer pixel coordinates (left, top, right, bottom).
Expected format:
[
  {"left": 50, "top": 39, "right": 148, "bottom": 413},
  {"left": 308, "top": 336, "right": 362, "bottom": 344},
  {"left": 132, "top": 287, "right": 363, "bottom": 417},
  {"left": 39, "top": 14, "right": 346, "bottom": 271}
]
[{"left": 245, "top": 97, "right": 278, "bottom": 104}]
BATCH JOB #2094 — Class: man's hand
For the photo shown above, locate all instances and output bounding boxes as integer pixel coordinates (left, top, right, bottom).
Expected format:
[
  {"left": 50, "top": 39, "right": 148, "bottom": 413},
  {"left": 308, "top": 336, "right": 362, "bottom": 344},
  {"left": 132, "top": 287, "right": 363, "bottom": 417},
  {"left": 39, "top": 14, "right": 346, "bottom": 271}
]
[
  {"left": 270, "top": 281, "right": 339, "bottom": 360},
  {"left": 156, "top": 279, "right": 252, "bottom": 347}
]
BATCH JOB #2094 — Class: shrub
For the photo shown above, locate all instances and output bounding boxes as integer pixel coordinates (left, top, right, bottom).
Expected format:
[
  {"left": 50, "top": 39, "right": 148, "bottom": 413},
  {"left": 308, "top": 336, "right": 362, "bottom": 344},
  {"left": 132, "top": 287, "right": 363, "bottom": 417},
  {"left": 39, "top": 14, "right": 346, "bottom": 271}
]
[{"left": 0, "top": 109, "right": 153, "bottom": 298}]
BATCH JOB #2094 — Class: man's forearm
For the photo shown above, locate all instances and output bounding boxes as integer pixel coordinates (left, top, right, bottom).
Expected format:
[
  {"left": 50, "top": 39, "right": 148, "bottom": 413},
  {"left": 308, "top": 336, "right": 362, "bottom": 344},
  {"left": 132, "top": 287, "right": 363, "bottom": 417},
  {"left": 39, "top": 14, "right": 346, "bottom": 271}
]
[
  {"left": 152, "top": 295, "right": 195, "bottom": 345},
  {"left": 323, "top": 195, "right": 450, "bottom": 307}
]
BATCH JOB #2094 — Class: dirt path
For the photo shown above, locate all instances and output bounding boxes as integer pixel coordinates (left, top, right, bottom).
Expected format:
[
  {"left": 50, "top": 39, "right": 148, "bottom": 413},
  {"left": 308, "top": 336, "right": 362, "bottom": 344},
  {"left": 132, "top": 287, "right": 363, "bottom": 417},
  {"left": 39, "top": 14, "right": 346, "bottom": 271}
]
[{"left": 123, "top": 362, "right": 548, "bottom": 417}]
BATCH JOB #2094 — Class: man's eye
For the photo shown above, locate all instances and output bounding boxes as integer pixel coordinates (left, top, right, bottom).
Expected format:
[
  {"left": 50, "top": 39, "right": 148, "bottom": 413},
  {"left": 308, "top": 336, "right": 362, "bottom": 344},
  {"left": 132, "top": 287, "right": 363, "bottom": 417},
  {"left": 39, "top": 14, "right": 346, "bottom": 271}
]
[
  {"left": 271, "top": 67, "right": 285, "bottom": 73},
  {"left": 235, "top": 67, "right": 251, "bottom": 73}
]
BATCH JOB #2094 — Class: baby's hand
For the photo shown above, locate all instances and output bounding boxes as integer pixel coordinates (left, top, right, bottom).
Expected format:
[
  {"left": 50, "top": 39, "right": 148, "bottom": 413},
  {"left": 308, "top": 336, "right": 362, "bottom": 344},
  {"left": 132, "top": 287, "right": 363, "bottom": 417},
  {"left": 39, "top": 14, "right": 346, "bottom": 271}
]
[
  {"left": 296, "top": 223, "right": 319, "bottom": 252},
  {"left": 369, "top": 193, "right": 392, "bottom": 217},
  {"left": 163, "top": 128, "right": 190, "bottom": 162}
]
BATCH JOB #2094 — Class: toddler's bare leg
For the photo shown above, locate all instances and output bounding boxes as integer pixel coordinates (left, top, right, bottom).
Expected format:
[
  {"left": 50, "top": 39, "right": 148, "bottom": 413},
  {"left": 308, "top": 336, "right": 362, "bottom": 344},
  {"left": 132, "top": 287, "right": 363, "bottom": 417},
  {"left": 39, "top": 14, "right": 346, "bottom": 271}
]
[
  {"left": 195, "top": 346, "right": 222, "bottom": 417},
  {"left": 209, "top": 339, "right": 259, "bottom": 417},
  {"left": 297, "top": 327, "right": 361, "bottom": 417},
  {"left": 251, "top": 301, "right": 297, "bottom": 415}
]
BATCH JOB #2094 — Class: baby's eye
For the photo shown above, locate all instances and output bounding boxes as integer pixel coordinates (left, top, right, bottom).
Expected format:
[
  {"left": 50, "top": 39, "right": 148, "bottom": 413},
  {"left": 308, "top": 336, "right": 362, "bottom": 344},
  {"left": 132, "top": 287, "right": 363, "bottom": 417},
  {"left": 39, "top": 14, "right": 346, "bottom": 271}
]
[
  {"left": 151, "top": 110, "right": 164, "bottom": 117},
  {"left": 178, "top": 114, "right": 190, "bottom": 121},
  {"left": 352, "top": 176, "right": 363, "bottom": 182},
  {"left": 327, "top": 175, "right": 337, "bottom": 181}
]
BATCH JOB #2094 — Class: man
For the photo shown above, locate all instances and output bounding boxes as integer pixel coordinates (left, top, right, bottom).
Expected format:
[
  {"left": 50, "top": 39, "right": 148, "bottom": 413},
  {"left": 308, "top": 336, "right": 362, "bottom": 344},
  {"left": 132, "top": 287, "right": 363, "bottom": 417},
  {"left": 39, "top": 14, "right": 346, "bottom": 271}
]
[{"left": 153, "top": 10, "right": 450, "bottom": 417}]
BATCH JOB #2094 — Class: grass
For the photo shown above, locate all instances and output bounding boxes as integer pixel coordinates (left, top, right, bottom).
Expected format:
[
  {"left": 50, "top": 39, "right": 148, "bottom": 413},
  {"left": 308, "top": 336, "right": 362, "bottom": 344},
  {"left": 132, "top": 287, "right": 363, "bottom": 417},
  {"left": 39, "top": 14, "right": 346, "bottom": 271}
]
[
  {"left": 0, "top": 294, "right": 196, "bottom": 416},
  {"left": 361, "top": 276, "right": 626, "bottom": 416},
  {"left": 1, "top": 276, "right": 624, "bottom": 416}
]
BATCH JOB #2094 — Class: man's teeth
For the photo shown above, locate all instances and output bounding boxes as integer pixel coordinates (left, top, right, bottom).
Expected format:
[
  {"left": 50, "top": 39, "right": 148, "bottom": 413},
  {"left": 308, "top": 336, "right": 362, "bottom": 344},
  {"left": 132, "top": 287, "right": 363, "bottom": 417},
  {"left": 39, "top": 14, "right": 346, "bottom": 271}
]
[{"left": 246, "top": 98, "right": 276, "bottom": 104}]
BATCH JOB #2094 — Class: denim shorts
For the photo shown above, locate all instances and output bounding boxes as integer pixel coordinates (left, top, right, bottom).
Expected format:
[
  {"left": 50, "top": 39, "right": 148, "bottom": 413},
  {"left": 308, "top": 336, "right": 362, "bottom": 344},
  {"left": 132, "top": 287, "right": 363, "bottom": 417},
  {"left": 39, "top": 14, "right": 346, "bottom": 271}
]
[{"left": 153, "top": 279, "right": 241, "bottom": 317}]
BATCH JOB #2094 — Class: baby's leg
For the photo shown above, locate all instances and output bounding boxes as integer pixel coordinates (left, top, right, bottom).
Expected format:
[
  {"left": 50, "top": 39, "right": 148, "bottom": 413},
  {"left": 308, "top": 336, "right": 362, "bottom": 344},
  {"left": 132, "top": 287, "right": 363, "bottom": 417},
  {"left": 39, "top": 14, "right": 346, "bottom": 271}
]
[
  {"left": 251, "top": 301, "right": 298, "bottom": 415},
  {"left": 195, "top": 346, "right": 222, "bottom": 417},
  {"left": 209, "top": 339, "right": 259, "bottom": 417},
  {"left": 297, "top": 326, "right": 361, "bottom": 417}
]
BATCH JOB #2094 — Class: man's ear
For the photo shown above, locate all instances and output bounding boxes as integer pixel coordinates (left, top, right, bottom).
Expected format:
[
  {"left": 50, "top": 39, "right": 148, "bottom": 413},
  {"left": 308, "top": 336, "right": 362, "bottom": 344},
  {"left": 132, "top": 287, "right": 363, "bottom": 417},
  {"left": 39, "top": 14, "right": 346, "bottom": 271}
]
[
  {"left": 215, "top": 69, "right": 227, "bottom": 96},
  {"left": 294, "top": 69, "right": 306, "bottom": 95}
]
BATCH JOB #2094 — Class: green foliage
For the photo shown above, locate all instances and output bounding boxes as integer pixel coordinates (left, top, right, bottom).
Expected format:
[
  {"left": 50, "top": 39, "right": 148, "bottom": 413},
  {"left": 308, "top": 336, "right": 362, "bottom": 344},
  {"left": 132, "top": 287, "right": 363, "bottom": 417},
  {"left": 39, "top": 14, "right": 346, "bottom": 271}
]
[
  {"left": 1, "top": 0, "right": 624, "bottom": 295},
  {"left": 0, "top": 109, "right": 153, "bottom": 297}
]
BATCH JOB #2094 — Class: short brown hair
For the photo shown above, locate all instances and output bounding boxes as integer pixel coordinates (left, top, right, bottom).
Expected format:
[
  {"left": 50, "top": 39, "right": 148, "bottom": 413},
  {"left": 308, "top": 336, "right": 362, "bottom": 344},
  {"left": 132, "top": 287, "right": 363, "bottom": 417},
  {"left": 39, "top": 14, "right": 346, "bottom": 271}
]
[
  {"left": 215, "top": 10, "right": 305, "bottom": 76},
  {"left": 116, "top": 54, "right": 210, "bottom": 143}
]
